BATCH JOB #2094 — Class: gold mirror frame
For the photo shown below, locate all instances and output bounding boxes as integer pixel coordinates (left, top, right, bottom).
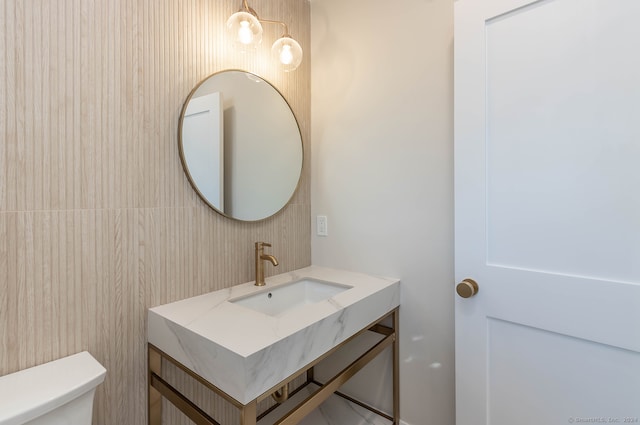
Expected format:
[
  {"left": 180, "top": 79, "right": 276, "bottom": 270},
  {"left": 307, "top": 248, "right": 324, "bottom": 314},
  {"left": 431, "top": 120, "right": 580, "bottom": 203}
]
[{"left": 178, "top": 69, "right": 304, "bottom": 222}]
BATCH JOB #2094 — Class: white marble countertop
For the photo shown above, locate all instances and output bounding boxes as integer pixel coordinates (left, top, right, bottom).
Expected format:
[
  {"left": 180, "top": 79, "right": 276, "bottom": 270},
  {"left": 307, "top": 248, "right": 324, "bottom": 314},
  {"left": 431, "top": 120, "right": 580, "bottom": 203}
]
[{"left": 147, "top": 265, "right": 400, "bottom": 405}]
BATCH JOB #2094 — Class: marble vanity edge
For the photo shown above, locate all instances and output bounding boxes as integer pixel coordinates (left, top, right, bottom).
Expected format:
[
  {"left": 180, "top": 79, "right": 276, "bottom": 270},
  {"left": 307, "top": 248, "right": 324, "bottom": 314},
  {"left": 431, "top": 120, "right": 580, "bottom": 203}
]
[{"left": 147, "top": 310, "right": 251, "bottom": 404}]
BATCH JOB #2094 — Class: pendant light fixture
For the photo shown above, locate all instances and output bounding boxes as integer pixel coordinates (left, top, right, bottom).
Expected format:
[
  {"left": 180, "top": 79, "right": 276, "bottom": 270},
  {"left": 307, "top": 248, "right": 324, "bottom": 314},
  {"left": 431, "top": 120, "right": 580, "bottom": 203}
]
[
  {"left": 226, "top": 1, "right": 262, "bottom": 49},
  {"left": 271, "top": 34, "right": 303, "bottom": 72},
  {"left": 226, "top": 0, "right": 303, "bottom": 72}
]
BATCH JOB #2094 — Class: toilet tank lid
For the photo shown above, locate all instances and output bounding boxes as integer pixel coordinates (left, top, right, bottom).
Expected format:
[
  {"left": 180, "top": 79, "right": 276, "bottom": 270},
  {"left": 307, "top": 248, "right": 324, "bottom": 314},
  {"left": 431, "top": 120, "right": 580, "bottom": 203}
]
[{"left": 0, "top": 351, "right": 106, "bottom": 425}]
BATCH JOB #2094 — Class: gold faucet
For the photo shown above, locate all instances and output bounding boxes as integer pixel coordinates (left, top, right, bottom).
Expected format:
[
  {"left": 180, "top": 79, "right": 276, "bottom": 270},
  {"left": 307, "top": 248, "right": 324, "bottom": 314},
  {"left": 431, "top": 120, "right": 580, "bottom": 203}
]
[{"left": 255, "top": 242, "right": 279, "bottom": 286}]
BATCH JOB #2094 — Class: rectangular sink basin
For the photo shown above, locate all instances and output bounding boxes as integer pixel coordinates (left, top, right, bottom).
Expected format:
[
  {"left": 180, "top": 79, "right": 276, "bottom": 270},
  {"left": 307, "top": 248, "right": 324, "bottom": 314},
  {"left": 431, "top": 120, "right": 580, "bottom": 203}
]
[{"left": 230, "top": 278, "right": 352, "bottom": 317}]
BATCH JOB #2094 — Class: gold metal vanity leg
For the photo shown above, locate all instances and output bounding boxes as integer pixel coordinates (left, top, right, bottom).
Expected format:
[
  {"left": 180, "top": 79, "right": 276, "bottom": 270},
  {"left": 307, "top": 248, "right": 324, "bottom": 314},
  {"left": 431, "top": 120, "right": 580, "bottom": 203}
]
[
  {"left": 393, "top": 308, "right": 400, "bottom": 424},
  {"left": 149, "top": 345, "right": 163, "bottom": 425},
  {"left": 239, "top": 400, "right": 257, "bottom": 425}
]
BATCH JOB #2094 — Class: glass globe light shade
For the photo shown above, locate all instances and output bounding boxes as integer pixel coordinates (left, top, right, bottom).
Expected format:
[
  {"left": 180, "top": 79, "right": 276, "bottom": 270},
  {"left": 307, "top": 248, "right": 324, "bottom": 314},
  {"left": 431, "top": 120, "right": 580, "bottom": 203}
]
[
  {"left": 271, "top": 36, "right": 303, "bottom": 72},
  {"left": 226, "top": 11, "right": 263, "bottom": 48}
]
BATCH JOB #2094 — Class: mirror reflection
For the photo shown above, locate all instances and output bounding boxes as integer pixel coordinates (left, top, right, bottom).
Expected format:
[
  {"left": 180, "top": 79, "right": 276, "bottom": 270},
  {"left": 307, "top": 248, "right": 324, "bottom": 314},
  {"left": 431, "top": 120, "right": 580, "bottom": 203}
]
[{"left": 179, "top": 70, "right": 303, "bottom": 221}]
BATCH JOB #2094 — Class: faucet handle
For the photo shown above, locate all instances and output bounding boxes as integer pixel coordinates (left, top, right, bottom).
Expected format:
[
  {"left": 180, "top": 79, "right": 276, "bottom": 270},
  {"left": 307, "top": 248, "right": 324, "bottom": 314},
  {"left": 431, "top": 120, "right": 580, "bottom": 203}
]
[{"left": 256, "top": 242, "right": 272, "bottom": 248}]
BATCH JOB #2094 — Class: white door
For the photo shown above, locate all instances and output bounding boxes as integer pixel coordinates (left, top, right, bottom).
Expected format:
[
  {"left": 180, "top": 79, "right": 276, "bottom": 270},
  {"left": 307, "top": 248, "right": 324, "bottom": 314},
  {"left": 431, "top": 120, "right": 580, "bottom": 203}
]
[
  {"left": 454, "top": 0, "right": 640, "bottom": 424},
  {"left": 182, "top": 92, "right": 224, "bottom": 209}
]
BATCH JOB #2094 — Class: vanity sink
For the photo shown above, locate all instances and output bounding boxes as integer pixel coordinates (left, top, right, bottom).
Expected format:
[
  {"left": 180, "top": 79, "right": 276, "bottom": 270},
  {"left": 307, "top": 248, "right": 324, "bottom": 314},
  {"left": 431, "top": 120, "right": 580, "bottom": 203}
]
[
  {"left": 230, "top": 278, "right": 352, "bottom": 317},
  {"left": 147, "top": 266, "right": 400, "bottom": 405}
]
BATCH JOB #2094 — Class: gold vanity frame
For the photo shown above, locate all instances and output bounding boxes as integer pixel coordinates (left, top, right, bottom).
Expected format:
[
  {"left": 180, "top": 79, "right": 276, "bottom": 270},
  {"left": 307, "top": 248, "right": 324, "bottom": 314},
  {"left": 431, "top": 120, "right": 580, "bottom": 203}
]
[{"left": 148, "top": 308, "right": 400, "bottom": 425}]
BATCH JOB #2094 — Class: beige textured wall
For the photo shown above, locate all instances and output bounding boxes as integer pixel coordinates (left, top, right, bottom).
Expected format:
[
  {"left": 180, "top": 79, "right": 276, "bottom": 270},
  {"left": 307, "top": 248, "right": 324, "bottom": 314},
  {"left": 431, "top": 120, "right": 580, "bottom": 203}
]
[{"left": 0, "top": 1, "right": 310, "bottom": 424}]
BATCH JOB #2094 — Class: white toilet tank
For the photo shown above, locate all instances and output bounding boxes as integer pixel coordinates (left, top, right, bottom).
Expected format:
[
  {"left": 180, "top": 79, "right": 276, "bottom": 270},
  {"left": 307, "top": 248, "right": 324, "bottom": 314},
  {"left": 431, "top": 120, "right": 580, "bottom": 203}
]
[{"left": 0, "top": 351, "right": 106, "bottom": 425}]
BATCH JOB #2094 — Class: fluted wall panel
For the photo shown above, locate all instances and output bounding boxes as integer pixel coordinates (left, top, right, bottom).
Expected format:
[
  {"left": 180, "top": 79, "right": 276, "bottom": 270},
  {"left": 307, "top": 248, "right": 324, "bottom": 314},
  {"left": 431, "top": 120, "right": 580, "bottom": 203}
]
[{"left": 0, "top": 1, "right": 311, "bottom": 424}]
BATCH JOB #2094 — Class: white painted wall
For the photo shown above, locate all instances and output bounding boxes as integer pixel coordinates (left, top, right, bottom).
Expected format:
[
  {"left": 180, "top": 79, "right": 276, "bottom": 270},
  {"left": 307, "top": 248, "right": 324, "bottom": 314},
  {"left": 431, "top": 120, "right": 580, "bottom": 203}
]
[{"left": 310, "top": 1, "right": 454, "bottom": 424}]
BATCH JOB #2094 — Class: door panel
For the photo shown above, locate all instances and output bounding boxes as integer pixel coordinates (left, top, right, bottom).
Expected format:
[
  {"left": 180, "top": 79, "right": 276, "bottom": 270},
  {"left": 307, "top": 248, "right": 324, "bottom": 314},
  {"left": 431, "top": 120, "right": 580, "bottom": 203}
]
[
  {"left": 488, "top": 318, "right": 640, "bottom": 423},
  {"left": 455, "top": 0, "right": 640, "bottom": 424},
  {"left": 485, "top": 0, "right": 640, "bottom": 283}
]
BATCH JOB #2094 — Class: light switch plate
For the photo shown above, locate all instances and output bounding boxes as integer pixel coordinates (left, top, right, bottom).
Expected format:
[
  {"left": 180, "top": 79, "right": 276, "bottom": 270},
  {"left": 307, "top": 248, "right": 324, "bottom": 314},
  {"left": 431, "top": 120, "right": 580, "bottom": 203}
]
[{"left": 316, "top": 215, "right": 328, "bottom": 236}]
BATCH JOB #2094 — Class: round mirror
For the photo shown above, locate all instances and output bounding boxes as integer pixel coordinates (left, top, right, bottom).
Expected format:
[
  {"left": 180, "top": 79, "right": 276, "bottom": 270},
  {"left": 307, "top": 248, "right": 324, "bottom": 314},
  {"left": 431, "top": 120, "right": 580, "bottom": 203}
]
[{"left": 179, "top": 70, "right": 303, "bottom": 221}]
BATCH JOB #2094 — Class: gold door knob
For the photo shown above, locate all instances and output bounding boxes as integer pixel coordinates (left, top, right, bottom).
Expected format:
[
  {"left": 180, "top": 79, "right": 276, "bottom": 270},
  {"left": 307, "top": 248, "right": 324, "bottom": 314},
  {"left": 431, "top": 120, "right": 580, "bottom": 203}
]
[{"left": 456, "top": 278, "right": 479, "bottom": 298}]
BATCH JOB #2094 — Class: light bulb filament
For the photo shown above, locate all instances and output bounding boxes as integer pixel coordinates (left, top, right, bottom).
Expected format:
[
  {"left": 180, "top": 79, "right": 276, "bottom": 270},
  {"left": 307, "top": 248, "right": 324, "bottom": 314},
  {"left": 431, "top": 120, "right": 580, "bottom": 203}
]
[
  {"left": 279, "top": 45, "right": 293, "bottom": 65},
  {"left": 238, "top": 20, "right": 253, "bottom": 45}
]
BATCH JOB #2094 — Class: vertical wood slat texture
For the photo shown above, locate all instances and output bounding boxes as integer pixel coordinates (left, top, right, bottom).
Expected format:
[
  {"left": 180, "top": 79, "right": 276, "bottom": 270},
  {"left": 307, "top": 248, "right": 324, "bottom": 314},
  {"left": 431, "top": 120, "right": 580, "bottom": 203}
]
[{"left": 0, "top": 1, "right": 311, "bottom": 424}]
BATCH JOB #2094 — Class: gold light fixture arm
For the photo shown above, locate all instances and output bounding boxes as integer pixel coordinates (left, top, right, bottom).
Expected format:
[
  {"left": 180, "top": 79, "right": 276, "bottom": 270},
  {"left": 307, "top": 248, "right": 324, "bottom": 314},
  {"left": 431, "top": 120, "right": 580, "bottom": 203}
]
[
  {"left": 258, "top": 19, "right": 290, "bottom": 37},
  {"left": 238, "top": 0, "right": 289, "bottom": 34},
  {"left": 240, "top": 0, "right": 257, "bottom": 15}
]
